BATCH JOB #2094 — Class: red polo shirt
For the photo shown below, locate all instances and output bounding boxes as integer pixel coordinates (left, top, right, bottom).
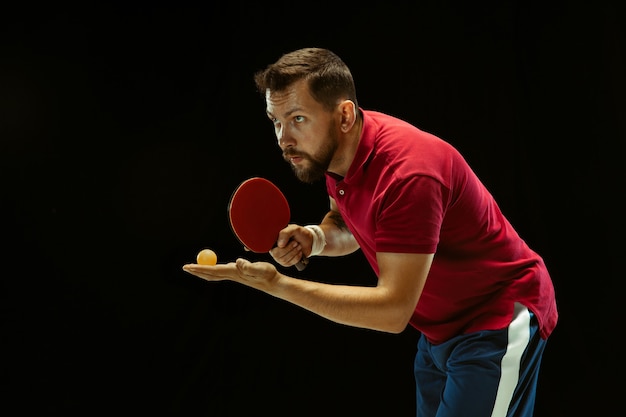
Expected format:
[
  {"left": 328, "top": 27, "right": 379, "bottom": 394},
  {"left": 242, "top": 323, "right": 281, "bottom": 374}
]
[{"left": 325, "top": 110, "right": 557, "bottom": 344}]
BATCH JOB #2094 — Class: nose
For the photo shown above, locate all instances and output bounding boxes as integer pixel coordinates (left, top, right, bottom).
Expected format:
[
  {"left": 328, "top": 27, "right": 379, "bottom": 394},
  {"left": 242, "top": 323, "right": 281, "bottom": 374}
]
[{"left": 277, "top": 127, "right": 294, "bottom": 149}]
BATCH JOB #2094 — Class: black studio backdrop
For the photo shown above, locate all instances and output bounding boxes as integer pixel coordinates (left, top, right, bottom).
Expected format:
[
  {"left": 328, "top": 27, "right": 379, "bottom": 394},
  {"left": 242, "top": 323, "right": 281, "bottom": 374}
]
[{"left": 2, "top": 2, "right": 624, "bottom": 416}]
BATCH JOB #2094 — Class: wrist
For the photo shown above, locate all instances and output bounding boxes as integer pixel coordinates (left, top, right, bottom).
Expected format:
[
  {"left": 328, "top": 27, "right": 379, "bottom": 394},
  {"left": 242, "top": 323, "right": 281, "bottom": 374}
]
[{"left": 305, "top": 225, "right": 326, "bottom": 256}]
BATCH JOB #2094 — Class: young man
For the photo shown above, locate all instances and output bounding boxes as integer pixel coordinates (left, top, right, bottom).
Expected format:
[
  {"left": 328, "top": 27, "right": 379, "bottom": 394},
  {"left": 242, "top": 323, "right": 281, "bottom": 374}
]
[{"left": 183, "top": 47, "right": 558, "bottom": 416}]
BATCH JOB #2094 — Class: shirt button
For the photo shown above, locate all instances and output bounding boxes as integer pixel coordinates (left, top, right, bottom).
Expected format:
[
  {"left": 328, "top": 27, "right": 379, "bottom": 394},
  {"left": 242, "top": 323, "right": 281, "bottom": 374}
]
[{"left": 338, "top": 189, "right": 345, "bottom": 195}]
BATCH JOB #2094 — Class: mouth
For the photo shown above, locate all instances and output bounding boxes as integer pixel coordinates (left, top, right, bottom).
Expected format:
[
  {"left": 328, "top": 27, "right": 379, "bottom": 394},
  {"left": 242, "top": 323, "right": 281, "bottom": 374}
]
[{"left": 284, "top": 152, "right": 304, "bottom": 164}]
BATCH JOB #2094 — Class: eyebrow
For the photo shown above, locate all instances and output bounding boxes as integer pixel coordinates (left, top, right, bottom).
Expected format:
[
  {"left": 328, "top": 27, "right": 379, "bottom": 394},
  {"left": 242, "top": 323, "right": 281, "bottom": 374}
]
[{"left": 266, "top": 106, "right": 303, "bottom": 119}]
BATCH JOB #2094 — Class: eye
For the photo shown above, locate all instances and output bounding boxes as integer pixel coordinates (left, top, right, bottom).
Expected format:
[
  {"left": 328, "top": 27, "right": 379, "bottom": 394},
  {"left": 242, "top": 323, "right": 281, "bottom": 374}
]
[{"left": 294, "top": 115, "right": 305, "bottom": 123}]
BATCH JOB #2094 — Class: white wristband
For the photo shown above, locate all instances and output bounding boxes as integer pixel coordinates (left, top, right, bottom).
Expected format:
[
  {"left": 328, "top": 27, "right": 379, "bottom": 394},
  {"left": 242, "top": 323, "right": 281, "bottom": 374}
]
[{"left": 305, "top": 225, "right": 326, "bottom": 257}]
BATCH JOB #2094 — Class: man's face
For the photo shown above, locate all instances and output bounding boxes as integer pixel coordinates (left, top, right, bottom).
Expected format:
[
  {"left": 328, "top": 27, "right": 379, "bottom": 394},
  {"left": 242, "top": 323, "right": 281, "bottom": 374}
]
[{"left": 265, "top": 80, "right": 339, "bottom": 184}]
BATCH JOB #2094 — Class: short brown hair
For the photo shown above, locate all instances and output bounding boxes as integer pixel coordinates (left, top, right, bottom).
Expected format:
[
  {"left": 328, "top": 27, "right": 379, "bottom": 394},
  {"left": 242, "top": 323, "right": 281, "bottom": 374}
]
[{"left": 254, "top": 47, "right": 358, "bottom": 111}]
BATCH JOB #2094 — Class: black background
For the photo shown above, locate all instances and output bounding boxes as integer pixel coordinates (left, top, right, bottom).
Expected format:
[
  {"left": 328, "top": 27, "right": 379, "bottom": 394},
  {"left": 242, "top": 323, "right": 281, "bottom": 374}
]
[{"left": 2, "top": 1, "right": 624, "bottom": 416}]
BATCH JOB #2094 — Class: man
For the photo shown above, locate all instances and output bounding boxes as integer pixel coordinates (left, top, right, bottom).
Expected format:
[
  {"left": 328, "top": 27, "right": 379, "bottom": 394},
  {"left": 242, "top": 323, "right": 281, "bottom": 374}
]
[{"left": 183, "top": 47, "right": 558, "bottom": 417}]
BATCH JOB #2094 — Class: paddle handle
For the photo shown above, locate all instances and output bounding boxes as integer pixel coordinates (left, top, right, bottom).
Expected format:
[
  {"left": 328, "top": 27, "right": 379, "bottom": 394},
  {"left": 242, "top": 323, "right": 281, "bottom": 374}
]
[{"left": 295, "top": 257, "right": 308, "bottom": 271}]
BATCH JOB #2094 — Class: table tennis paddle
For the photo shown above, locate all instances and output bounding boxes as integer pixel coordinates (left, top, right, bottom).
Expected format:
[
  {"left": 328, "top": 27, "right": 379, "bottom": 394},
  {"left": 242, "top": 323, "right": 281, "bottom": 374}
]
[{"left": 228, "top": 177, "right": 308, "bottom": 271}]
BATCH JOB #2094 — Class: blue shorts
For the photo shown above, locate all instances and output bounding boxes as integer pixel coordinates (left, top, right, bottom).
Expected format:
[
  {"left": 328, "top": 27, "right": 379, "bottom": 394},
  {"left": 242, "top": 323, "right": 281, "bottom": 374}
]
[{"left": 414, "top": 303, "right": 547, "bottom": 417}]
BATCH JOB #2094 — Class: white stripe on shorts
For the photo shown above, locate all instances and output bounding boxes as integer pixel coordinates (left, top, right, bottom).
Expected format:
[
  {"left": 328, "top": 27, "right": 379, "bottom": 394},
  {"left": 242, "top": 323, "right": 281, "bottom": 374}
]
[{"left": 490, "top": 302, "right": 531, "bottom": 417}]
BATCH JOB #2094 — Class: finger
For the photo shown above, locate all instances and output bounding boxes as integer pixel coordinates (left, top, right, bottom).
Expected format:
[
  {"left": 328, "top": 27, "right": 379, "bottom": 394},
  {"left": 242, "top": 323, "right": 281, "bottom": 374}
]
[
  {"left": 282, "top": 245, "right": 303, "bottom": 266},
  {"left": 235, "top": 258, "right": 252, "bottom": 273},
  {"left": 182, "top": 264, "right": 233, "bottom": 281},
  {"left": 276, "top": 226, "right": 298, "bottom": 248}
]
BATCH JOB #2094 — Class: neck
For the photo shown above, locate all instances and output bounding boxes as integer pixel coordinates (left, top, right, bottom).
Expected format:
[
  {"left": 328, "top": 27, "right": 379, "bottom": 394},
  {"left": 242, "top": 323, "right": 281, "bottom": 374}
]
[{"left": 327, "top": 114, "right": 363, "bottom": 177}]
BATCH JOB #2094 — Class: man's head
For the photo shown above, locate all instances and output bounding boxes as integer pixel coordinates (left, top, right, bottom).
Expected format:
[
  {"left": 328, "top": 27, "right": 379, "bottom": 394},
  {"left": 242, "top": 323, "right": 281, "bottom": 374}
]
[{"left": 254, "top": 48, "right": 361, "bottom": 183}]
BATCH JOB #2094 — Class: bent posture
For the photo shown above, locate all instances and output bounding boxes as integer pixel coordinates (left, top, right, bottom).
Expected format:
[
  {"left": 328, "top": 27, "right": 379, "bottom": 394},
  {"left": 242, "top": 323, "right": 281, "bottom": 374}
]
[{"left": 183, "top": 47, "right": 558, "bottom": 417}]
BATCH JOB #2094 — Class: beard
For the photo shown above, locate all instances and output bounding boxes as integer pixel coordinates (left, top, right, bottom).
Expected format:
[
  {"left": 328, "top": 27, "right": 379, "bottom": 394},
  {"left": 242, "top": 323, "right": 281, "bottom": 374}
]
[{"left": 283, "top": 124, "right": 339, "bottom": 184}]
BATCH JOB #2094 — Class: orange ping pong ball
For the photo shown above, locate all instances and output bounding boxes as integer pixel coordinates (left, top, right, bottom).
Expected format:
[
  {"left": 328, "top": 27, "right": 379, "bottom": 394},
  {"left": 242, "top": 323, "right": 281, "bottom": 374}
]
[{"left": 196, "top": 249, "right": 217, "bottom": 265}]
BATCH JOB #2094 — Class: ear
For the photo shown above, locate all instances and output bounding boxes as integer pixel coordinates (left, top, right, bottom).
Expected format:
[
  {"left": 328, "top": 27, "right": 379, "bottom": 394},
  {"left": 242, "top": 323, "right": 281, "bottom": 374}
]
[{"left": 338, "top": 100, "right": 357, "bottom": 133}]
